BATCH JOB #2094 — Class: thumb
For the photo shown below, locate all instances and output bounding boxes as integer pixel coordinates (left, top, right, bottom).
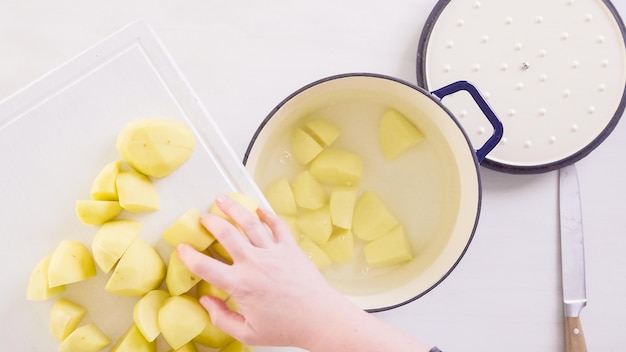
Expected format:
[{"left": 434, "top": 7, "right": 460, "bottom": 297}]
[{"left": 199, "top": 295, "right": 249, "bottom": 340}]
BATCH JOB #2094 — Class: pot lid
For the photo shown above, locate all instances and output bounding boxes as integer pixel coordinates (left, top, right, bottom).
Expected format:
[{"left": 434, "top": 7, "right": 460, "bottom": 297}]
[{"left": 417, "top": 0, "right": 626, "bottom": 173}]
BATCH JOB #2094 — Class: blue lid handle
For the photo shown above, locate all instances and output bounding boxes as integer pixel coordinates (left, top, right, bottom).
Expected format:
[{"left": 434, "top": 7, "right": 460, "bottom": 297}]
[{"left": 430, "top": 81, "right": 503, "bottom": 162}]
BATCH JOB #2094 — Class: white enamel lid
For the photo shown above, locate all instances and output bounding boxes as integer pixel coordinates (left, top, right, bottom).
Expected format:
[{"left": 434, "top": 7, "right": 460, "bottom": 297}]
[{"left": 417, "top": 0, "right": 626, "bottom": 173}]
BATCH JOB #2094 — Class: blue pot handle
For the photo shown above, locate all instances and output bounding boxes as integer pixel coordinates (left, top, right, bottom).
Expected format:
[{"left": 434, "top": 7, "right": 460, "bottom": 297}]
[{"left": 430, "top": 81, "right": 503, "bottom": 163}]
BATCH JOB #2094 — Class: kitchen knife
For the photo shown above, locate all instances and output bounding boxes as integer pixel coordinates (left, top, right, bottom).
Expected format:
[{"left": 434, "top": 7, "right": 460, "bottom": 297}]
[{"left": 559, "top": 164, "right": 587, "bottom": 352}]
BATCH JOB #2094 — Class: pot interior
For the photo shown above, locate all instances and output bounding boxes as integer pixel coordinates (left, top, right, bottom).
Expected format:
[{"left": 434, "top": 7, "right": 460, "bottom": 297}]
[{"left": 246, "top": 75, "right": 480, "bottom": 310}]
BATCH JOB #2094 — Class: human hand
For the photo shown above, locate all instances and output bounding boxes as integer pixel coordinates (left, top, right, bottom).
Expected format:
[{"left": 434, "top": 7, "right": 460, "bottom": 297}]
[{"left": 176, "top": 194, "right": 346, "bottom": 348}]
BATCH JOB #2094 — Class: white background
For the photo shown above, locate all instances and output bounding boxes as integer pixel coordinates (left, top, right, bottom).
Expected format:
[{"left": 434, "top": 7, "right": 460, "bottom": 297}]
[{"left": 1, "top": 0, "right": 625, "bottom": 351}]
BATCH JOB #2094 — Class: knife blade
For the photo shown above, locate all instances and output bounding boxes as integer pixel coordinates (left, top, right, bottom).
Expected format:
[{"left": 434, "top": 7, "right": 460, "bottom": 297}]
[{"left": 559, "top": 164, "right": 587, "bottom": 352}]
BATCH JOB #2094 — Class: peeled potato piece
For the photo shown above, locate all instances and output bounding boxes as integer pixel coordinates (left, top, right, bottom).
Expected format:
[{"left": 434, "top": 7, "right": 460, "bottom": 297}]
[
  {"left": 158, "top": 295, "right": 210, "bottom": 350},
  {"left": 378, "top": 109, "right": 424, "bottom": 160},
  {"left": 106, "top": 238, "right": 165, "bottom": 296},
  {"left": 110, "top": 324, "right": 156, "bottom": 352},
  {"left": 263, "top": 177, "right": 298, "bottom": 215},
  {"left": 352, "top": 191, "right": 399, "bottom": 242},
  {"left": 291, "top": 170, "right": 326, "bottom": 210},
  {"left": 75, "top": 199, "right": 122, "bottom": 225},
  {"left": 303, "top": 119, "right": 340, "bottom": 147},
  {"left": 47, "top": 240, "right": 96, "bottom": 288},
  {"left": 290, "top": 127, "right": 324, "bottom": 165},
  {"left": 133, "top": 290, "right": 170, "bottom": 342},
  {"left": 363, "top": 225, "right": 413, "bottom": 268},
  {"left": 321, "top": 229, "right": 354, "bottom": 264},
  {"left": 116, "top": 118, "right": 195, "bottom": 178},
  {"left": 90, "top": 160, "right": 121, "bottom": 201},
  {"left": 295, "top": 206, "right": 333, "bottom": 245},
  {"left": 50, "top": 298, "right": 86, "bottom": 342},
  {"left": 166, "top": 250, "right": 202, "bottom": 296},
  {"left": 58, "top": 323, "right": 111, "bottom": 352},
  {"left": 194, "top": 315, "right": 234, "bottom": 349},
  {"left": 170, "top": 342, "right": 198, "bottom": 352},
  {"left": 298, "top": 237, "right": 332, "bottom": 270},
  {"left": 26, "top": 254, "right": 65, "bottom": 300},
  {"left": 308, "top": 149, "right": 363, "bottom": 187},
  {"left": 116, "top": 171, "right": 160, "bottom": 213},
  {"left": 92, "top": 219, "right": 142, "bottom": 274},
  {"left": 329, "top": 187, "right": 357, "bottom": 229},
  {"left": 162, "top": 208, "right": 215, "bottom": 251}
]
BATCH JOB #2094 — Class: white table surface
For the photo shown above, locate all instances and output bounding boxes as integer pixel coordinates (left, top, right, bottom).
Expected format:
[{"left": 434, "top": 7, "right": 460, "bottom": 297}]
[{"left": 1, "top": 1, "right": 625, "bottom": 351}]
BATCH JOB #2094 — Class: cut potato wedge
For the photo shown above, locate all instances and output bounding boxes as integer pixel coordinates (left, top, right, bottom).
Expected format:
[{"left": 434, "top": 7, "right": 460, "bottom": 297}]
[
  {"left": 303, "top": 119, "right": 340, "bottom": 147},
  {"left": 158, "top": 295, "right": 210, "bottom": 350},
  {"left": 363, "top": 225, "right": 413, "bottom": 267},
  {"left": 296, "top": 206, "right": 332, "bottom": 245},
  {"left": 26, "top": 254, "right": 65, "bottom": 300},
  {"left": 166, "top": 250, "right": 201, "bottom": 296},
  {"left": 308, "top": 149, "right": 363, "bottom": 186},
  {"left": 352, "top": 191, "right": 399, "bottom": 242},
  {"left": 298, "top": 237, "right": 332, "bottom": 270},
  {"left": 321, "top": 229, "right": 354, "bottom": 264},
  {"left": 90, "top": 160, "right": 121, "bottom": 201},
  {"left": 263, "top": 177, "right": 298, "bottom": 215},
  {"left": 116, "top": 118, "right": 195, "bottom": 178},
  {"left": 75, "top": 199, "right": 122, "bottom": 225},
  {"left": 291, "top": 170, "right": 326, "bottom": 210},
  {"left": 133, "top": 290, "right": 170, "bottom": 342},
  {"left": 116, "top": 171, "right": 160, "bottom": 212},
  {"left": 194, "top": 315, "right": 234, "bottom": 349},
  {"left": 50, "top": 298, "right": 87, "bottom": 342},
  {"left": 58, "top": 323, "right": 110, "bottom": 352},
  {"left": 329, "top": 187, "right": 357, "bottom": 229},
  {"left": 110, "top": 324, "right": 156, "bottom": 352},
  {"left": 106, "top": 238, "right": 165, "bottom": 296},
  {"left": 92, "top": 219, "right": 142, "bottom": 274},
  {"left": 378, "top": 109, "right": 424, "bottom": 160},
  {"left": 290, "top": 127, "right": 324, "bottom": 165},
  {"left": 170, "top": 342, "right": 198, "bottom": 352},
  {"left": 48, "top": 240, "right": 96, "bottom": 288},
  {"left": 162, "top": 208, "right": 215, "bottom": 251}
]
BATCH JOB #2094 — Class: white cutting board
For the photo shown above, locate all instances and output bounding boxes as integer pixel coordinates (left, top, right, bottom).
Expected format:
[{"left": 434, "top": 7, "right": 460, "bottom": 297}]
[{"left": 0, "top": 21, "right": 270, "bottom": 351}]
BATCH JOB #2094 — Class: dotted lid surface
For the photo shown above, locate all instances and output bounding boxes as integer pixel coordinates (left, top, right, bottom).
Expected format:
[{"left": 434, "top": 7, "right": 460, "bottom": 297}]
[{"left": 417, "top": 0, "right": 626, "bottom": 173}]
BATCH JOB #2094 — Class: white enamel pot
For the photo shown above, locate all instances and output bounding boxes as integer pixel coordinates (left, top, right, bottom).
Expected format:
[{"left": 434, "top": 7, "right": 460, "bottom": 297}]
[{"left": 243, "top": 73, "right": 503, "bottom": 312}]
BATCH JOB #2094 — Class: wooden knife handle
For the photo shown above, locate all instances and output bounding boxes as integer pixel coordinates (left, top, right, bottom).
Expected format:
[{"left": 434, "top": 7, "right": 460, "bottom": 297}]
[{"left": 565, "top": 317, "right": 587, "bottom": 352}]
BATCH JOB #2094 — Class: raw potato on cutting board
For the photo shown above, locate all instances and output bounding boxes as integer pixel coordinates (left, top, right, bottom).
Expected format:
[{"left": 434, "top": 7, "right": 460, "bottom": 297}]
[
  {"left": 133, "top": 290, "right": 170, "bottom": 342},
  {"left": 91, "top": 219, "right": 141, "bottom": 274},
  {"left": 110, "top": 324, "right": 156, "bottom": 352},
  {"left": 58, "top": 323, "right": 111, "bottom": 352},
  {"left": 75, "top": 199, "right": 122, "bottom": 225},
  {"left": 49, "top": 298, "right": 87, "bottom": 342},
  {"left": 158, "top": 295, "right": 210, "bottom": 350},
  {"left": 47, "top": 240, "right": 96, "bottom": 288},
  {"left": 25, "top": 118, "right": 257, "bottom": 351},
  {"left": 26, "top": 254, "right": 65, "bottom": 300},
  {"left": 116, "top": 118, "right": 196, "bottom": 178},
  {"left": 105, "top": 238, "right": 166, "bottom": 296},
  {"left": 90, "top": 160, "right": 122, "bottom": 201},
  {"left": 162, "top": 208, "right": 215, "bottom": 250}
]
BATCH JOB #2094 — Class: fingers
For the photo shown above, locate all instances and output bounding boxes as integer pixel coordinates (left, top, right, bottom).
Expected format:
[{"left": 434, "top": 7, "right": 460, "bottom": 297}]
[
  {"left": 176, "top": 244, "right": 234, "bottom": 291},
  {"left": 214, "top": 194, "right": 275, "bottom": 248},
  {"left": 198, "top": 296, "right": 250, "bottom": 342},
  {"left": 201, "top": 212, "right": 251, "bottom": 260},
  {"left": 257, "top": 207, "right": 297, "bottom": 245}
]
